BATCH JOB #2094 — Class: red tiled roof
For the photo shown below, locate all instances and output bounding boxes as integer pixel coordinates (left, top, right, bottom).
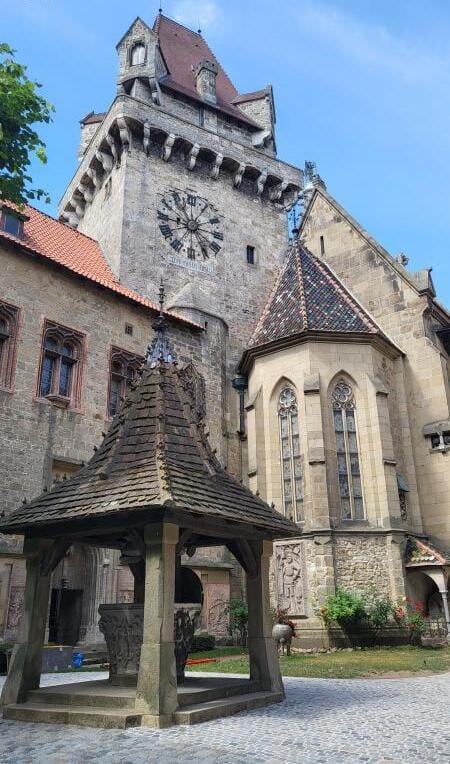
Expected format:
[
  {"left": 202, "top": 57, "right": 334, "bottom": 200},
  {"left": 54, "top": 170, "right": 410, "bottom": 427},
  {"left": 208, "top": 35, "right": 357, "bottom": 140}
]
[
  {"left": 80, "top": 111, "right": 106, "bottom": 125},
  {"left": 233, "top": 87, "right": 271, "bottom": 104},
  {"left": 153, "top": 15, "right": 260, "bottom": 128},
  {"left": 248, "top": 242, "right": 383, "bottom": 350},
  {"left": 0, "top": 203, "right": 200, "bottom": 329}
]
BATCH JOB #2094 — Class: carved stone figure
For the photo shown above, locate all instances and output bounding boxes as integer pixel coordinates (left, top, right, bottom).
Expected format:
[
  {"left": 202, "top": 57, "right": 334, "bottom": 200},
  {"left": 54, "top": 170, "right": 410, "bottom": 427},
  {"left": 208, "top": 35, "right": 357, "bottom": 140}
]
[{"left": 275, "top": 543, "right": 306, "bottom": 616}]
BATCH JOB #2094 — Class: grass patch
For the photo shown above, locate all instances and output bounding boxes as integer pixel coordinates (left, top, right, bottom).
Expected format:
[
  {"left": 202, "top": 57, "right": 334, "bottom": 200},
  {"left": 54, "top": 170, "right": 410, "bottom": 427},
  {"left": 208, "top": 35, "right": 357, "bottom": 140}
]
[
  {"left": 186, "top": 645, "right": 450, "bottom": 679},
  {"left": 189, "top": 646, "right": 244, "bottom": 660}
]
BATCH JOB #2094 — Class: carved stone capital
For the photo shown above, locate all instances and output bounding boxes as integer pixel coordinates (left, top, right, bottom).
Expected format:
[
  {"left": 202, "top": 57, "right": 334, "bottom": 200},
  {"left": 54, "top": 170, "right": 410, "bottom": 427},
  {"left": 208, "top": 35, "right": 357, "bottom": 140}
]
[
  {"left": 233, "top": 162, "right": 245, "bottom": 188},
  {"left": 187, "top": 143, "right": 200, "bottom": 171},
  {"left": 210, "top": 152, "right": 223, "bottom": 179},
  {"left": 143, "top": 120, "right": 151, "bottom": 155},
  {"left": 95, "top": 150, "right": 113, "bottom": 173},
  {"left": 256, "top": 170, "right": 268, "bottom": 196},
  {"left": 116, "top": 117, "right": 131, "bottom": 153}
]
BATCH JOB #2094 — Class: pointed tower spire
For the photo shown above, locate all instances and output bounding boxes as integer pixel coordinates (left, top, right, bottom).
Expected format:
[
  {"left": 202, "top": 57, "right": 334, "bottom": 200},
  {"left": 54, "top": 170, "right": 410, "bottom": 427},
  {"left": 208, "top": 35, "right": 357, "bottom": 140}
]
[{"left": 146, "top": 282, "right": 177, "bottom": 366}]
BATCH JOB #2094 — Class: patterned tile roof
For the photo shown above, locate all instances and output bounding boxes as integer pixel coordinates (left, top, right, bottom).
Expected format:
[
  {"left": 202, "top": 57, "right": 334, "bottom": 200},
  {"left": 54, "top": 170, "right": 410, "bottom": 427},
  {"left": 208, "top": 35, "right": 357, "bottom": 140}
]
[
  {"left": 249, "top": 243, "right": 382, "bottom": 350},
  {"left": 405, "top": 537, "right": 450, "bottom": 567},
  {"left": 153, "top": 15, "right": 259, "bottom": 128},
  {"left": 0, "top": 358, "right": 297, "bottom": 538},
  {"left": 0, "top": 203, "right": 200, "bottom": 329}
]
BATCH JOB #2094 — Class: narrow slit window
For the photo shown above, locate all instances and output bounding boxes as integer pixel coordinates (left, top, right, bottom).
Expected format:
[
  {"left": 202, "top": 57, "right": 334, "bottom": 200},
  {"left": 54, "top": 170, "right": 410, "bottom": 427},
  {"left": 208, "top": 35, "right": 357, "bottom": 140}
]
[
  {"left": 278, "top": 387, "right": 303, "bottom": 522},
  {"left": 246, "top": 245, "right": 255, "bottom": 265},
  {"left": 332, "top": 381, "right": 364, "bottom": 520}
]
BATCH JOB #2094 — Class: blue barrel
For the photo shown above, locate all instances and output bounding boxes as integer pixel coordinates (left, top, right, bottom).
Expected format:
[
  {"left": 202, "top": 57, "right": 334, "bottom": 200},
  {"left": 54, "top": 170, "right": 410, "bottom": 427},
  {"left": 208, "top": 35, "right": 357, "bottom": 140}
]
[{"left": 72, "top": 651, "right": 84, "bottom": 668}]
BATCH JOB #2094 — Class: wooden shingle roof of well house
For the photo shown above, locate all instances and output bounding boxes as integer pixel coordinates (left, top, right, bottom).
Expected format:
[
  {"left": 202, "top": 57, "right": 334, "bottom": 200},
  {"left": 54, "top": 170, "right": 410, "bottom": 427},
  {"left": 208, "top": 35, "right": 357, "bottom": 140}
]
[
  {"left": 239, "top": 241, "right": 401, "bottom": 372},
  {"left": 0, "top": 301, "right": 297, "bottom": 542}
]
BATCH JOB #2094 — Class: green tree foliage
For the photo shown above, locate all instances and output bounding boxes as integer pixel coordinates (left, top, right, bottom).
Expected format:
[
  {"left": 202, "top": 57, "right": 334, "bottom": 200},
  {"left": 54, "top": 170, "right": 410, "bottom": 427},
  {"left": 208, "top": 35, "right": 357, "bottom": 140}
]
[
  {"left": 227, "top": 598, "right": 248, "bottom": 646},
  {"left": 0, "top": 43, "right": 54, "bottom": 205}
]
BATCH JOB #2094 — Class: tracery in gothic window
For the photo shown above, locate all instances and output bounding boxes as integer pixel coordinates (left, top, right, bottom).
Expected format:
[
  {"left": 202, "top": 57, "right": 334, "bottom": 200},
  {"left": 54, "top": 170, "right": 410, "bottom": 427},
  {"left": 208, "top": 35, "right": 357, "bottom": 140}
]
[
  {"left": 0, "top": 300, "right": 19, "bottom": 391},
  {"left": 108, "top": 347, "right": 144, "bottom": 418},
  {"left": 38, "top": 322, "right": 84, "bottom": 407},
  {"left": 278, "top": 387, "right": 303, "bottom": 523},
  {"left": 332, "top": 381, "right": 364, "bottom": 520}
]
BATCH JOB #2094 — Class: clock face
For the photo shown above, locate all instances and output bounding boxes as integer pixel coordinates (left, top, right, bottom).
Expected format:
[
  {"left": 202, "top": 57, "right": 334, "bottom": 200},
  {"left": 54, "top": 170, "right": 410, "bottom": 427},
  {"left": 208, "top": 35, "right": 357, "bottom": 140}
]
[{"left": 157, "top": 190, "right": 223, "bottom": 261}]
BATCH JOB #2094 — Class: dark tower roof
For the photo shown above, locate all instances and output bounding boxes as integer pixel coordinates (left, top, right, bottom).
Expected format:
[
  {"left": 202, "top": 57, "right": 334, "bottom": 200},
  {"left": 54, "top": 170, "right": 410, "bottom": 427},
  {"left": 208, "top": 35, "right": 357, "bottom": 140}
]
[
  {"left": 248, "top": 242, "right": 386, "bottom": 351},
  {"left": 0, "top": 312, "right": 295, "bottom": 539},
  {"left": 153, "top": 14, "right": 259, "bottom": 127}
]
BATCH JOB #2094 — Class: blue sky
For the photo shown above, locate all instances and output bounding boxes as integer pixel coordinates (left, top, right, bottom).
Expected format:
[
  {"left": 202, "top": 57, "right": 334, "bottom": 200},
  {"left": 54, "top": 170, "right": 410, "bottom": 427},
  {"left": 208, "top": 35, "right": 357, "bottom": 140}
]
[{"left": 2, "top": 0, "right": 450, "bottom": 303}]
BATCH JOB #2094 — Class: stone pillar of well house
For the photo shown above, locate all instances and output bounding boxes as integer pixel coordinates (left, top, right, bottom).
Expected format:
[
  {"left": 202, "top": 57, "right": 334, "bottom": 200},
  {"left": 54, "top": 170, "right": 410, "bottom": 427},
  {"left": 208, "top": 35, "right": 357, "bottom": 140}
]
[
  {"left": 135, "top": 522, "right": 179, "bottom": 728},
  {"left": 246, "top": 540, "right": 283, "bottom": 695},
  {"left": 0, "top": 538, "right": 53, "bottom": 707}
]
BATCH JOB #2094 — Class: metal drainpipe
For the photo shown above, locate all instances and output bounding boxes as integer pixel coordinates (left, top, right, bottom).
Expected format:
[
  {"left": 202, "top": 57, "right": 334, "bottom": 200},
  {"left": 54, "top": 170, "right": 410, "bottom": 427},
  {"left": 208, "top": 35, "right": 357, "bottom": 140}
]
[{"left": 232, "top": 374, "right": 248, "bottom": 438}]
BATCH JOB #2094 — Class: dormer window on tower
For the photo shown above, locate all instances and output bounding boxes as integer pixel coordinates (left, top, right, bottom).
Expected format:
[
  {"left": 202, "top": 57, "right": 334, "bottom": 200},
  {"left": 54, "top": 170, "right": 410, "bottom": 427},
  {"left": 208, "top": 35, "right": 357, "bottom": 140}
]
[
  {"left": 130, "top": 43, "right": 146, "bottom": 66},
  {"left": 194, "top": 59, "right": 218, "bottom": 104}
]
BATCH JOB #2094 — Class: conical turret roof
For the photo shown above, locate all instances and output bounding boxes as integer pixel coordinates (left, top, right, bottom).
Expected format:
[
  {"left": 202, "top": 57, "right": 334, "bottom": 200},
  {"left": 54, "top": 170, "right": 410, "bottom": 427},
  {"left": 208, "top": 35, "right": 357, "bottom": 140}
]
[{"left": 249, "top": 242, "right": 382, "bottom": 350}]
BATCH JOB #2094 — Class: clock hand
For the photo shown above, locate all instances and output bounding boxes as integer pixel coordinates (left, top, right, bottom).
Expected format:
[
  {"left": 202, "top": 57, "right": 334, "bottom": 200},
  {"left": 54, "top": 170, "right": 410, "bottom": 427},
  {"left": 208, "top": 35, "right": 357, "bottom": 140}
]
[{"left": 193, "top": 203, "right": 209, "bottom": 223}]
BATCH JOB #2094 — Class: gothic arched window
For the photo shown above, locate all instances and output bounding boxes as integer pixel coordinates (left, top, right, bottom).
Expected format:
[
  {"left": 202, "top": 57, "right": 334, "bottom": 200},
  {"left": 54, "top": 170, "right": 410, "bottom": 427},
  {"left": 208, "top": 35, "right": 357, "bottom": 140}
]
[
  {"left": 0, "top": 300, "right": 19, "bottom": 391},
  {"left": 332, "top": 381, "right": 364, "bottom": 520},
  {"left": 108, "top": 347, "right": 144, "bottom": 418},
  {"left": 278, "top": 387, "right": 303, "bottom": 522},
  {"left": 130, "top": 43, "right": 145, "bottom": 66},
  {"left": 38, "top": 321, "right": 84, "bottom": 407}
]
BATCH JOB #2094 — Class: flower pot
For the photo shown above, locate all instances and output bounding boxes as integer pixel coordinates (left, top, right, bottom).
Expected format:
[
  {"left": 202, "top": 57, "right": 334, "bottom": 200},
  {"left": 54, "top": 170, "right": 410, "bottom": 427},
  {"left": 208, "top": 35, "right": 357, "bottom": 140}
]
[{"left": 272, "top": 622, "right": 293, "bottom": 644}]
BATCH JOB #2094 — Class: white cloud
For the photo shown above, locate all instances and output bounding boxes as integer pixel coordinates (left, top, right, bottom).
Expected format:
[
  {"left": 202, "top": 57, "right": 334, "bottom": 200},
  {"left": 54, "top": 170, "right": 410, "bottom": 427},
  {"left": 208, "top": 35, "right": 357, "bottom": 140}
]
[
  {"left": 298, "top": 0, "right": 450, "bottom": 86},
  {"left": 171, "top": 0, "right": 221, "bottom": 32}
]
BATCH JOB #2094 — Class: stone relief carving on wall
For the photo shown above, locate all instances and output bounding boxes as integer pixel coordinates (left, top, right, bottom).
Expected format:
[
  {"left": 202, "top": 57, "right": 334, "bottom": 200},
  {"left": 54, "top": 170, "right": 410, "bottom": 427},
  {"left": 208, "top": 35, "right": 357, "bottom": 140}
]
[
  {"left": 6, "top": 585, "right": 24, "bottom": 630},
  {"left": 206, "top": 583, "right": 229, "bottom": 635},
  {"left": 275, "top": 542, "right": 307, "bottom": 616}
]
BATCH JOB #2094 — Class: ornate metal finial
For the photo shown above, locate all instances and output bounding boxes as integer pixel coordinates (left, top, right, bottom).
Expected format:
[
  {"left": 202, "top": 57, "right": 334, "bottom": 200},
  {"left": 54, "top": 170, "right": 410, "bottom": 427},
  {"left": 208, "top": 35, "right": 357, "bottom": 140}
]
[
  {"left": 158, "top": 6, "right": 163, "bottom": 14},
  {"left": 158, "top": 281, "right": 165, "bottom": 315},
  {"left": 146, "top": 281, "right": 177, "bottom": 366}
]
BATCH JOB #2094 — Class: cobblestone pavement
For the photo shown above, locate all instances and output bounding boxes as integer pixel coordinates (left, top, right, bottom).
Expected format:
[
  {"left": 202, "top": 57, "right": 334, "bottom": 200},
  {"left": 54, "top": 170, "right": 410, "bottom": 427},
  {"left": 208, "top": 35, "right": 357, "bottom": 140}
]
[{"left": 0, "top": 671, "right": 449, "bottom": 763}]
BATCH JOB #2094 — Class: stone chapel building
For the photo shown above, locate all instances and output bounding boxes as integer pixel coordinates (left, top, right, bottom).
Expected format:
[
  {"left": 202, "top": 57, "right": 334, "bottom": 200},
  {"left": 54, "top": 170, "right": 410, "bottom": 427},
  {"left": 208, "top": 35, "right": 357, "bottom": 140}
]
[{"left": 0, "top": 13, "right": 449, "bottom": 647}]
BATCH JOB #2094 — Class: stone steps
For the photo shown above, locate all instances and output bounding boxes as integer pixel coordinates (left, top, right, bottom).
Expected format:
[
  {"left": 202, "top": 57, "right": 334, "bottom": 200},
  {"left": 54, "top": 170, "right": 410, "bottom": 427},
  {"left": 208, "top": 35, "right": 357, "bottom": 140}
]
[
  {"left": 173, "top": 690, "right": 284, "bottom": 725},
  {"left": 27, "top": 687, "right": 134, "bottom": 710},
  {"left": 3, "top": 702, "right": 142, "bottom": 729}
]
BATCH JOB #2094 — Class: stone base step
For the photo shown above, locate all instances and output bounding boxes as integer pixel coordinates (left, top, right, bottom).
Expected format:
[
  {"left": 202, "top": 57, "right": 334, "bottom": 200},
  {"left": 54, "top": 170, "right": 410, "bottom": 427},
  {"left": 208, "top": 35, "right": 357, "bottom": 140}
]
[
  {"left": 27, "top": 685, "right": 134, "bottom": 710},
  {"left": 178, "top": 679, "right": 259, "bottom": 708},
  {"left": 173, "top": 690, "right": 284, "bottom": 725},
  {"left": 3, "top": 702, "right": 142, "bottom": 729}
]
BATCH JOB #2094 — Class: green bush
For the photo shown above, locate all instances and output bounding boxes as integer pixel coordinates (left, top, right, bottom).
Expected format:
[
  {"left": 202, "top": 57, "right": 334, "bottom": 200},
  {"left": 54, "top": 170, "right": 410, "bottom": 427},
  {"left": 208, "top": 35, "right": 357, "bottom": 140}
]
[
  {"left": 319, "top": 588, "right": 366, "bottom": 627},
  {"left": 191, "top": 634, "right": 216, "bottom": 652},
  {"left": 228, "top": 598, "right": 248, "bottom": 646},
  {"left": 366, "top": 597, "right": 394, "bottom": 631}
]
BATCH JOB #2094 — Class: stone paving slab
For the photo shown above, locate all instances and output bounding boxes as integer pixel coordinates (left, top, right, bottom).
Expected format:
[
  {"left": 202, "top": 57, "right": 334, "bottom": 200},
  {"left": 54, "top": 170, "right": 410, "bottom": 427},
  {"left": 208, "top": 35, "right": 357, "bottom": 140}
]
[{"left": 1, "top": 671, "right": 449, "bottom": 763}]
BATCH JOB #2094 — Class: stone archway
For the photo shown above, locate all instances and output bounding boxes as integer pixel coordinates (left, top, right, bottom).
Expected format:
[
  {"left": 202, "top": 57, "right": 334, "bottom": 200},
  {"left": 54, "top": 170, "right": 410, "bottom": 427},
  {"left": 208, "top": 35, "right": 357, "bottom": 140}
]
[{"left": 406, "top": 567, "right": 450, "bottom": 640}]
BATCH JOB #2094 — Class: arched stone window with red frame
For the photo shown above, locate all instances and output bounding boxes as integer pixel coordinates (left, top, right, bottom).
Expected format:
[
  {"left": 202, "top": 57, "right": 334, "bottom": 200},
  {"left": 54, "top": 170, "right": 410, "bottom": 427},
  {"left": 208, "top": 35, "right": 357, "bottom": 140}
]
[
  {"left": 0, "top": 299, "right": 20, "bottom": 392},
  {"left": 38, "top": 321, "right": 84, "bottom": 408}
]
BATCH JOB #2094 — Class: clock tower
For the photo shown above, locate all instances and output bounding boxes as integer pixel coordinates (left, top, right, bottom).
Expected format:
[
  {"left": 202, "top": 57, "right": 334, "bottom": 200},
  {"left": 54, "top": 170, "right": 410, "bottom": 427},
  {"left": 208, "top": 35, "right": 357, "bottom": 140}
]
[{"left": 59, "top": 13, "right": 302, "bottom": 467}]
